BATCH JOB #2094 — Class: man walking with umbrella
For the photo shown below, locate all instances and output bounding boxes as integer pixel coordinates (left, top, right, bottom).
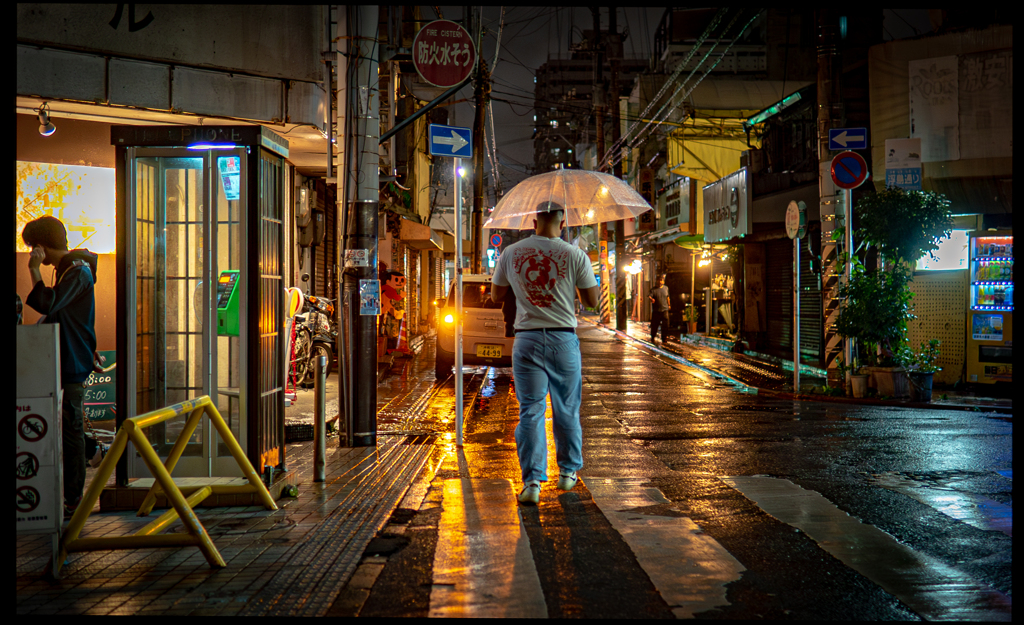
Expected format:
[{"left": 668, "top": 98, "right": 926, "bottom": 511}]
[{"left": 491, "top": 201, "right": 599, "bottom": 505}]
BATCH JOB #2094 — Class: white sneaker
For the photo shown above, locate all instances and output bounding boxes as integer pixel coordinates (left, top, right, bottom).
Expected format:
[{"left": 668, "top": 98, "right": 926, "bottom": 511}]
[
  {"left": 557, "top": 472, "right": 578, "bottom": 491},
  {"left": 518, "top": 481, "right": 541, "bottom": 505}
]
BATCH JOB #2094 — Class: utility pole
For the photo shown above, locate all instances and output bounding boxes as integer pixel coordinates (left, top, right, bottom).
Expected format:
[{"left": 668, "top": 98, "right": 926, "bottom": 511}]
[
  {"left": 816, "top": 9, "right": 845, "bottom": 389},
  {"left": 609, "top": 7, "right": 627, "bottom": 332},
  {"left": 472, "top": 59, "right": 488, "bottom": 274},
  {"left": 341, "top": 6, "right": 379, "bottom": 447},
  {"left": 592, "top": 7, "right": 611, "bottom": 324}
]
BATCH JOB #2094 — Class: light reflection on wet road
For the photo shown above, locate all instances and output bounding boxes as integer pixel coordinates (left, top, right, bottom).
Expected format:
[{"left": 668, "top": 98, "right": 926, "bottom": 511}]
[{"left": 361, "top": 322, "right": 1011, "bottom": 620}]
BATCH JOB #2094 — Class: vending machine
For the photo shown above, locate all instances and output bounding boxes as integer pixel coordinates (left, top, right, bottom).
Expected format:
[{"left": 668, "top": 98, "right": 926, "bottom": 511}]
[{"left": 965, "top": 230, "right": 1012, "bottom": 385}]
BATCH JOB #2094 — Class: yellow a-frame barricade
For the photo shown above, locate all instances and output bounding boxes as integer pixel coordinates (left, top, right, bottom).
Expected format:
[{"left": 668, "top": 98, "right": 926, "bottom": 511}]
[{"left": 55, "top": 395, "right": 277, "bottom": 578}]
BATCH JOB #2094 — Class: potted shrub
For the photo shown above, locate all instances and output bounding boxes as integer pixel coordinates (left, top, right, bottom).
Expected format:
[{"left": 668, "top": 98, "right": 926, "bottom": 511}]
[
  {"left": 850, "top": 360, "right": 869, "bottom": 399},
  {"left": 682, "top": 304, "right": 699, "bottom": 334},
  {"left": 907, "top": 339, "right": 941, "bottom": 402},
  {"left": 837, "top": 354, "right": 869, "bottom": 398},
  {"left": 836, "top": 187, "right": 952, "bottom": 399},
  {"left": 834, "top": 259, "right": 915, "bottom": 398}
]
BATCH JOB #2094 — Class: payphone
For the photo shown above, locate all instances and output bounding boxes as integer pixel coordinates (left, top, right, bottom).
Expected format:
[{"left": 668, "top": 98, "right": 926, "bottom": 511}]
[{"left": 217, "top": 270, "right": 241, "bottom": 337}]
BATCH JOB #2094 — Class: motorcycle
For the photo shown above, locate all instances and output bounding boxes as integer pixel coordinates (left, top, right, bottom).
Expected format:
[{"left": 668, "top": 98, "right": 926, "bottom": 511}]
[{"left": 290, "top": 278, "right": 338, "bottom": 388}]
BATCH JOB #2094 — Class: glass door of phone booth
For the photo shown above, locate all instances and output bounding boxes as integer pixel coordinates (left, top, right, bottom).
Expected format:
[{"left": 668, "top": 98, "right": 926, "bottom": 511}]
[{"left": 124, "top": 148, "right": 248, "bottom": 477}]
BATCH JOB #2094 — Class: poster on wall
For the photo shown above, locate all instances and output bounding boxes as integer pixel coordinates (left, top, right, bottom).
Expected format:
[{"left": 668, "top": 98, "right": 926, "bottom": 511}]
[
  {"left": 958, "top": 49, "right": 1012, "bottom": 160},
  {"left": 217, "top": 156, "right": 241, "bottom": 201},
  {"left": 359, "top": 279, "right": 381, "bottom": 316},
  {"left": 884, "top": 138, "right": 922, "bottom": 190},
  {"left": 909, "top": 56, "right": 959, "bottom": 162},
  {"left": 972, "top": 314, "right": 1003, "bottom": 341}
]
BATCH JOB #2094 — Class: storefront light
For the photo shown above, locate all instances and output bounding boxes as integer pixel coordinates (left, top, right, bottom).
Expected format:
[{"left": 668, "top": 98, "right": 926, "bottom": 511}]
[{"left": 187, "top": 143, "right": 238, "bottom": 150}]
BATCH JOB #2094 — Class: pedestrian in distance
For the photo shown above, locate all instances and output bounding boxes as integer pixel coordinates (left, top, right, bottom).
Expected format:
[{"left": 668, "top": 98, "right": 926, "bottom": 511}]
[
  {"left": 491, "top": 201, "right": 600, "bottom": 505},
  {"left": 22, "top": 215, "right": 103, "bottom": 519},
  {"left": 650, "top": 274, "right": 671, "bottom": 344}
]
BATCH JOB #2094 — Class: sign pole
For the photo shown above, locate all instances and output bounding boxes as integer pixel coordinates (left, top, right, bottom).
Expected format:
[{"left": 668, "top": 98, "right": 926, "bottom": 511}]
[
  {"left": 454, "top": 157, "right": 464, "bottom": 447},
  {"left": 786, "top": 200, "right": 806, "bottom": 395},
  {"left": 829, "top": 151, "right": 868, "bottom": 391},
  {"left": 427, "top": 122, "right": 472, "bottom": 446},
  {"left": 794, "top": 236, "right": 800, "bottom": 394},
  {"left": 844, "top": 187, "right": 854, "bottom": 383}
]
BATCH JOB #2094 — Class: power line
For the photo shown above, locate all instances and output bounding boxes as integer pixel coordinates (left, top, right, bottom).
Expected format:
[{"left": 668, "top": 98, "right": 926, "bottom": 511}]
[
  {"left": 603, "top": 9, "right": 765, "bottom": 172},
  {"left": 600, "top": 8, "right": 735, "bottom": 168}
]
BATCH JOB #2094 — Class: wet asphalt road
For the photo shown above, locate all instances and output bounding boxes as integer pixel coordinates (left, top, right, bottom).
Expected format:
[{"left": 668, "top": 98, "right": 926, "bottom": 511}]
[{"left": 341, "top": 323, "right": 1012, "bottom": 619}]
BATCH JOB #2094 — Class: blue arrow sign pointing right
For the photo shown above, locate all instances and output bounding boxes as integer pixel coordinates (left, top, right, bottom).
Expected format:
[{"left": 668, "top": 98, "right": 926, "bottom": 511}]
[{"left": 429, "top": 124, "right": 473, "bottom": 158}]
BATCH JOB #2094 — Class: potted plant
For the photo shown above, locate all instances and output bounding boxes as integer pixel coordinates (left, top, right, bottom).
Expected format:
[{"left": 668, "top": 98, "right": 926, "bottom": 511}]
[
  {"left": 834, "top": 259, "right": 915, "bottom": 398},
  {"left": 907, "top": 339, "right": 941, "bottom": 402},
  {"left": 837, "top": 354, "right": 870, "bottom": 398},
  {"left": 835, "top": 187, "right": 953, "bottom": 399},
  {"left": 850, "top": 359, "right": 869, "bottom": 399},
  {"left": 682, "top": 304, "right": 699, "bottom": 334}
]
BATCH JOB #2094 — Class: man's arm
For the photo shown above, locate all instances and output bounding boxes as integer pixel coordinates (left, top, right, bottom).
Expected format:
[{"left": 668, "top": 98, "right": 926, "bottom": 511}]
[
  {"left": 578, "top": 284, "right": 600, "bottom": 309},
  {"left": 491, "top": 283, "right": 509, "bottom": 303}
]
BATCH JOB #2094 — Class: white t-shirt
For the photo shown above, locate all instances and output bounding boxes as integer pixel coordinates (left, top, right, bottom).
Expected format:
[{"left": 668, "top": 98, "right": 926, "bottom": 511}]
[{"left": 492, "top": 234, "right": 597, "bottom": 330}]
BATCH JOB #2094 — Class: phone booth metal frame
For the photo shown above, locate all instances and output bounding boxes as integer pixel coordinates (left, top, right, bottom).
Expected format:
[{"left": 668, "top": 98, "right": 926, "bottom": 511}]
[{"left": 112, "top": 125, "right": 288, "bottom": 485}]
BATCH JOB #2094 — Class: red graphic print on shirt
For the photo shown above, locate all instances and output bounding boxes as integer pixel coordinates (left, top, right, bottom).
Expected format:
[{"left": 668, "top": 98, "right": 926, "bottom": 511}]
[{"left": 512, "top": 246, "right": 569, "bottom": 307}]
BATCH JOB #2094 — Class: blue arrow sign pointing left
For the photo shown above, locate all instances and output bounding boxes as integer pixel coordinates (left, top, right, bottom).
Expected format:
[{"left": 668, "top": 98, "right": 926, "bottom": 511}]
[
  {"left": 829, "top": 127, "right": 867, "bottom": 151},
  {"left": 429, "top": 124, "right": 473, "bottom": 158}
]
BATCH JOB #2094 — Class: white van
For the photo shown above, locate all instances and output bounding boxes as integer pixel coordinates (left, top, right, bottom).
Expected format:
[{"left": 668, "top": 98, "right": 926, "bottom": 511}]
[{"left": 435, "top": 274, "right": 514, "bottom": 378}]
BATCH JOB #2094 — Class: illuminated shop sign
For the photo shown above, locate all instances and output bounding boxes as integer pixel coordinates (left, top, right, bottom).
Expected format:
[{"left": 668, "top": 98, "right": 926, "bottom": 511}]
[
  {"left": 16, "top": 162, "right": 116, "bottom": 254},
  {"left": 702, "top": 167, "right": 750, "bottom": 244}
]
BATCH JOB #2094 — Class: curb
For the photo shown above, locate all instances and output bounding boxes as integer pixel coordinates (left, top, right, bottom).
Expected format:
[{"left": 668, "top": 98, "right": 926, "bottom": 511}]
[
  {"left": 582, "top": 319, "right": 1011, "bottom": 415},
  {"left": 584, "top": 319, "right": 758, "bottom": 395},
  {"left": 755, "top": 387, "right": 1013, "bottom": 414}
]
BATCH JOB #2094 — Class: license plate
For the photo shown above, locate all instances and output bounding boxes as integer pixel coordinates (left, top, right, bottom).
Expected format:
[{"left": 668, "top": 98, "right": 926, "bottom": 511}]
[{"left": 476, "top": 344, "right": 503, "bottom": 358}]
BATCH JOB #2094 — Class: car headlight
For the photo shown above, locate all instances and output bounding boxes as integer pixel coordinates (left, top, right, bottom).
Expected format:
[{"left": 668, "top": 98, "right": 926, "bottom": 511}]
[{"left": 443, "top": 313, "right": 455, "bottom": 324}]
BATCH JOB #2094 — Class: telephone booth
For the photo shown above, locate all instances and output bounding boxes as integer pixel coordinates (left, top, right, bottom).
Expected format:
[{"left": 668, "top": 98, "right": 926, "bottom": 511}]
[{"left": 112, "top": 125, "right": 288, "bottom": 482}]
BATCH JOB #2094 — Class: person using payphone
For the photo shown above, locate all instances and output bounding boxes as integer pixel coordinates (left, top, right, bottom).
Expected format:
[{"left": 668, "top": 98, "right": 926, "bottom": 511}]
[{"left": 22, "top": 216, "right": 103, "bottom": 517}]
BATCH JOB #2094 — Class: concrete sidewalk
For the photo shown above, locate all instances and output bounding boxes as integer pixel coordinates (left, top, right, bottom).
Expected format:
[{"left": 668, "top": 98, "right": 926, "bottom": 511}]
[
  {"left": 584, "top": 315, "right": 1011, "bottom": 415},
  {"left": 16, "top": 346, "right": 484, "bottom": 617}
]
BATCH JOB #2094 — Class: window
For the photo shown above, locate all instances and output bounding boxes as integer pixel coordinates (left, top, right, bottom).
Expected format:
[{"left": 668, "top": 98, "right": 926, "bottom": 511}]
[
  {"left": 665, "top": 192, "right": 681, "bottom": 219},
  {"left": 916, "top": 230, "right": 969, "bottom": 270},
  {"left": 448, "top": 283, "right": 500, "bottom": 309}
]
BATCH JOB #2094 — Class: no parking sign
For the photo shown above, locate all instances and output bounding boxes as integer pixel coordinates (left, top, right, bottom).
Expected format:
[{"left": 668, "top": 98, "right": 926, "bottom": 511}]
[{"left": 830, "top": 151, "right": 869, "bottom": 190}]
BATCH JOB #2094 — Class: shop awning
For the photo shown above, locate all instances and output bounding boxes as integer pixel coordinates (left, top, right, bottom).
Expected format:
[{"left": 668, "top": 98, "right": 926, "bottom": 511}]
[
  {"left": 673, "top": 233, "right": 706, "bottom": 251},
  {"left": 637, "top": 224, "right": 685, "bottom": 248},
  {"left": 399, "top": 217, "right": 443, "bottom": 250}
]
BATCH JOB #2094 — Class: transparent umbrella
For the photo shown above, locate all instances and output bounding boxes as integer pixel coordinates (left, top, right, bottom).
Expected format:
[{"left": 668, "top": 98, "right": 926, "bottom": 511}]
[{"left": 483, "top": 169, "right": 654, "bottom": 230}]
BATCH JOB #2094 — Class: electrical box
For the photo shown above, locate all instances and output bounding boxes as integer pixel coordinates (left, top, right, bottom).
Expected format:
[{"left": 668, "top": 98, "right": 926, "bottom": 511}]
[{"left": 216, "top": 270, "right": 241, "bottom": 336}]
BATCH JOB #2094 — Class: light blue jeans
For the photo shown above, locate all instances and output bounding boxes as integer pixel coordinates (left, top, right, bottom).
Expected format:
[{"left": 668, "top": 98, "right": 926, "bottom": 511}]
[{"left": 512, "top": 330, "right": 584, "bottom": 484}]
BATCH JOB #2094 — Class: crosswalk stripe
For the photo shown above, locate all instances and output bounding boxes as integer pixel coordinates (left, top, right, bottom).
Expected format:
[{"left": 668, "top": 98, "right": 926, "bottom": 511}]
[
  {"left": 721, "top": 475, "right": 1012, "bottom": 622},
  {"left": 585, "top": 477, "right": 746, "bottom": 619},
  {"left": 429, "top": 478, "right": 547, "bottom": 618},
  {"left": 867, "top": 472, "right": 1013, "bottom": 537}
]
